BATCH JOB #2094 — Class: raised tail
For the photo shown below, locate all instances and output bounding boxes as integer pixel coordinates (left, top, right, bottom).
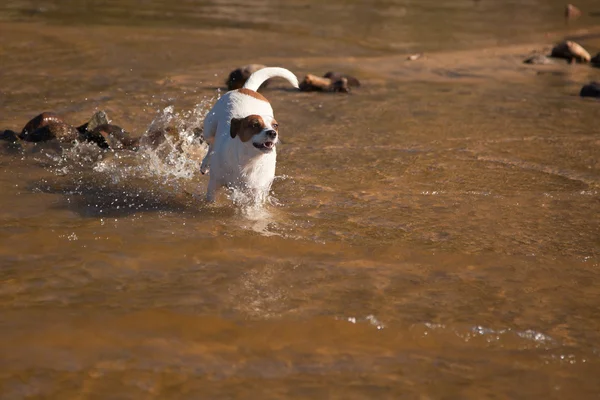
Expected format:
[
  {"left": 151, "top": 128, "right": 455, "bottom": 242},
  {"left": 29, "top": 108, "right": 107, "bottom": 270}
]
[{"left": 242, "top": 67, "right": 299, "bottom": 91}]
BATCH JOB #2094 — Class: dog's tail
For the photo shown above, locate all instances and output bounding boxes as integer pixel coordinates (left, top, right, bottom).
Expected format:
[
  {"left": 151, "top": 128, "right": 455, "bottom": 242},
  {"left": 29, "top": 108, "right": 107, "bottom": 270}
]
[{"left": 242, "top": 67, "right": 299, "bottom": 92}]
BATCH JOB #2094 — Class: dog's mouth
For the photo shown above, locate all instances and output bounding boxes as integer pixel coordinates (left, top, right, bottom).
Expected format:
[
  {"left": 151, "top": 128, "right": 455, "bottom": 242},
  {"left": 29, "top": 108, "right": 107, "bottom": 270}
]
[{"left": 253, "top": 141, "right": 276, "bottom": 151}]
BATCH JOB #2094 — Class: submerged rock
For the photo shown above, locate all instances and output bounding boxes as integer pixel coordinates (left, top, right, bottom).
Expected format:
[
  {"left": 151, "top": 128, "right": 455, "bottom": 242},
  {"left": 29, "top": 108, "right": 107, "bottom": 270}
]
[
  {"left": 523, "top": 54, "right": 557, "bottom": 65},
  {"left": 77, "top": 110, "right": 110, "bottom": 134},
  {"left": 139, "top": 123, "right": 203, "bottom": 153},
  {"left": 20, "top": 112, "right": 79, "bottom": 142},
  {"left": 550, "top": 40, "right": 591, "bottom": 63},
  {"left": 82, "top": 124, "right": 139, "bottom": 150},
  {"left": 226, "top": 64, "right": 267, "bottom": 91},
  {"left": 299, "top": 74, "right": 350, "bottom": 93},
  {"left": 580, "top": 82, "right": 600, "bottom": 98},
  {"left": 0, "top": 130, "right": 19, "bottom": 142},
  {"left": 565, "top": 4, "right": 582, "bottom": 19}
]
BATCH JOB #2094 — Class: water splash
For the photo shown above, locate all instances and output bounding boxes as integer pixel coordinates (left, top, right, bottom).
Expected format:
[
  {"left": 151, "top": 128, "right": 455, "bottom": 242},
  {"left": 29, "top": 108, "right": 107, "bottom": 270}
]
[{"left": 30, "top": 97, "right": 288, "bottom": 225}]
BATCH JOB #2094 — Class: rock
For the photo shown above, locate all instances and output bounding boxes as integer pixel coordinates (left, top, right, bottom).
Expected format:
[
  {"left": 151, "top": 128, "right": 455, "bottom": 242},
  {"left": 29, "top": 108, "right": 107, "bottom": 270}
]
[
  {"left": 82, "top": 124, "right": 138, "bottom": 150},
  {"left": 523, "top": 54, "right": 557, "bottom": 65},
  {"left": 299, "top": 74, "right": 350, "bottom": 93},
  {"left": 323, "top": 71, "right": 361, "bottom": 87},
  {"left": 139, "top": 123, "right": 203, "bottom": 153},
  {"left": 550, "top": 40, "right": 591, "bottom": 63},
  {"left": 565, "top": 4, "right": 582, "bottom": 18},
  {"left": 0, "top": 130, "right": 19, "bottom": 142},
  {"left": 226, "top": 64, "right": 267, "bottom": 91},
  {"left": 139, "top": 125, "right": 180, "bottom": 149},
  {"left": 580, "top": 82, "right": 600, "bottom": 98},
  {"left": 406, "top": 53, "right": 422, "bottom": 61},
  {"left": 591, "top": 52, "right": 600, "bottom": 68},
  {"left": 20, "top": 112, "right": 79, "bottom": 142},
  {"left": 77, "top": 110, "right": 110, "bottom": 134}
]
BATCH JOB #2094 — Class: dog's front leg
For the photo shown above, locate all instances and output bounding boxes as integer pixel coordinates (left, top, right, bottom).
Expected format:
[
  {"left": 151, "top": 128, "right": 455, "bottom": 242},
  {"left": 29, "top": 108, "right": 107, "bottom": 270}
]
[
  {"left": 200, "top": 145, "right": 213, "bottom": 175},
  {"left": 206, "top": 177, "right": 219, "bottom": 203}
]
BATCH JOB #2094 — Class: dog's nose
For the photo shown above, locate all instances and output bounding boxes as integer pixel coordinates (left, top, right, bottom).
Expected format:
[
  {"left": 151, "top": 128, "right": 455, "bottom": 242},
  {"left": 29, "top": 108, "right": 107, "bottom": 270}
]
[{"left": 266, "top": 130, "right": 277, "bottom": 139}]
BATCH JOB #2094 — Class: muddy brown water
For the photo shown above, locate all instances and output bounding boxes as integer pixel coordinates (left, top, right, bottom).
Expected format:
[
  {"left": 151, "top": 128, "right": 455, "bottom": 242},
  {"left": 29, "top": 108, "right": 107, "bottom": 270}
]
[{"left": 1, "top": 0, "right": 600, "bottom": 398}]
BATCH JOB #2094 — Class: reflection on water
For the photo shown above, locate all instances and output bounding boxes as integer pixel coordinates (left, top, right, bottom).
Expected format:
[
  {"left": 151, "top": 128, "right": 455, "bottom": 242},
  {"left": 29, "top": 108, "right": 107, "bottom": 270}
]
[{"left": 1, "top": 0, "right": 600, "bottom": 398}]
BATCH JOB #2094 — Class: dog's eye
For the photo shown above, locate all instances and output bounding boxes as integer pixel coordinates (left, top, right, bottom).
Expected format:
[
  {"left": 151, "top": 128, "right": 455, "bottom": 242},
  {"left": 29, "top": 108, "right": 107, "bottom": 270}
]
[
  {"left": 252, "top": 122, "right": 260, "bottom": 128},
  {"left": 272, "top": 124, "right": 279, "bottom": 129}
]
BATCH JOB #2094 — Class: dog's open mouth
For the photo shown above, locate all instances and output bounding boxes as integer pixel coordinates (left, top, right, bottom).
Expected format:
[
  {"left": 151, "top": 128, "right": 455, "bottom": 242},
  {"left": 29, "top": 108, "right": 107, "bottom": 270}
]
[{"left": 253, "top": 141, "right": 275, "bottom": 151}]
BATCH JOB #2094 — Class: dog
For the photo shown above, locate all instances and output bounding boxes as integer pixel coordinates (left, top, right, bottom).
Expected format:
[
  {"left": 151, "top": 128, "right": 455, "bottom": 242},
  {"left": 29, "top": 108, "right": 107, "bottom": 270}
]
[{"left": 200, "top": 67, "right": 299, "bottom": 203}]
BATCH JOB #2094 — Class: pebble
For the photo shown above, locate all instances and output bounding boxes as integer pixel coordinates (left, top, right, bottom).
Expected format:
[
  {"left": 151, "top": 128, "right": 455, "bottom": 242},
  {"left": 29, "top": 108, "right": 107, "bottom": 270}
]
[
  {"left": 550, "top": 40, "right": 591, "bottom": 63},
  {"left": 77, "top": 110, "right": 110, "bottom": 134},
  {"left": 580, "top": 82, "right": 600, "bottom": 98},
  {"left": 0, "top": 130, "right": 19, "bottom": 142}
]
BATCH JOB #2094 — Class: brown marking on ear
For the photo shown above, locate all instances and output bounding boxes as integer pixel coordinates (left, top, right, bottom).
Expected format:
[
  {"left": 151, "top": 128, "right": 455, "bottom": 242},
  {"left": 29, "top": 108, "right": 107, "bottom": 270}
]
[
  {"left": 237, "top": 88, "right": 270, "bottom": 103},
  {"left": 230, "top": 115, "right": 266, "bottom": 142}
]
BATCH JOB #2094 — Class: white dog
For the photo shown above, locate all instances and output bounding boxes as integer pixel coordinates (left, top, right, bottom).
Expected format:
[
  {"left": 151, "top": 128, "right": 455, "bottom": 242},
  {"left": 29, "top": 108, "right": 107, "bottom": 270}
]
[{"left": 200, "top": 67, "right": 299, "bottom": 203}]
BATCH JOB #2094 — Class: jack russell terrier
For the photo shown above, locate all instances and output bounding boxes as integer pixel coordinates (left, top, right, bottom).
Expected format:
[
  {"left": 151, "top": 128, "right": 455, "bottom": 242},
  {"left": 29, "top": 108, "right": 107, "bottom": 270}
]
[{"left": 200, "top": 67, "right": 299, "bottom": 203}]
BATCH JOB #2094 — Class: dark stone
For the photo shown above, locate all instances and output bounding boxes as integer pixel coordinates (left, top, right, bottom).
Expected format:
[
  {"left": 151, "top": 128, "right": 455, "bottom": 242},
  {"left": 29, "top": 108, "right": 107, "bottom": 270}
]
[
  {"left": 331, "top": 77, "right": 350, "bottom": 93},
  {"left": 580, "top": 82, "right": 600, "bottom": 98},
  {"left": 299, "top": 74, "right": 351, "bottom": 93},
  {"left": 20, "top": 112, "right": 79, "bottom": 142},
  {"left": 0, "top": 130, "right": 19, "bottom": 142},
  {"left": 77, "top": 110, "right": 110, "bottom": 134},
  {"left": 323, "top": 71, "right": 361, "bottom": 87},
  {"left": 82, "top": 124, "right": 139, "bottom": 150},
  {"left": 523, "top": 54, "right": 557, "bottom": 65},
  {"left": 591, "top": 52, "right": 600, "bottom": 68},
  {"left": 226, "top": 64, "right": 267, "bottom": 91}
]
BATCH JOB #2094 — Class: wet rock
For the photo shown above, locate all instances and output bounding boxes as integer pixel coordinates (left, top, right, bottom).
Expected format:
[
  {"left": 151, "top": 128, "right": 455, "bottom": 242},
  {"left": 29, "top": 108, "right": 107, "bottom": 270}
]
[
  {"left": 299, "top": 74, "right": 350, "bottom": 93},
  {"left": 565, "top": 4, "right": 582, "bottom": 19},
  {"left": 20, "top": 112, "right": 79, "bottom": 142},
  {"left": 580, "top": 81, "right": 600, "bottom": 98},
  {"left": 77, "top": 110, "right": 110, "bottom": 134},
  {"left": 523, "top": 54, "right": 557, "bottom": 65},
  {"left": 323, "top": 71, "right": 361, "bottom": 87},
  {"left": 226, "top": 64, "right": 267, "bottom": 91},
  {"left": 550, "top": 40, "right": 591, "bottom": 63},
  {"left": 591, "top": 52, "right": 600, "bottom": 68},
  {"left": 0, "top": 130, "right": 19, "bottom": 142},
  {"left": 82, "top": 124, "right": 139, "bottom": 150}
]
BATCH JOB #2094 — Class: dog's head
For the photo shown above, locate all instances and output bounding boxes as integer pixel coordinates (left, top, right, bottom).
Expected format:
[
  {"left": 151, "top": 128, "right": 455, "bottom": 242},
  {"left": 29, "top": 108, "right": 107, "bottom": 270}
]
[{"left": 230, "top": 114, "right": 279, "bottom": 153}]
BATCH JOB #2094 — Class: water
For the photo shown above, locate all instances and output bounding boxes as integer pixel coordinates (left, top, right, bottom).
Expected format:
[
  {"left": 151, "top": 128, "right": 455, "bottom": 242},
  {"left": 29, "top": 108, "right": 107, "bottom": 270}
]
[{"left": 1, "top": 0, "right": 600, "bottom": 398}]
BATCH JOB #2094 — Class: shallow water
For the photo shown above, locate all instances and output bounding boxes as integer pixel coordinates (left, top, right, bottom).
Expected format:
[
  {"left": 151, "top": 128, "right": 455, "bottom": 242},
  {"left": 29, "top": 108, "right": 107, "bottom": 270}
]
[{"left": 1, "top": 1, "right": 600, "bottom": 399}]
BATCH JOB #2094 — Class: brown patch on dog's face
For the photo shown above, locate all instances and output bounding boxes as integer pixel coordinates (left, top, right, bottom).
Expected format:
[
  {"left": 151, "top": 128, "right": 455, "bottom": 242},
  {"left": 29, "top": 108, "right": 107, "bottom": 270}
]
[
  {"left": 230, "top": 115, "right": 266, "bottom": 142},
  {"left": 237, "top": 88, "right": 269, "bottom": 103}
]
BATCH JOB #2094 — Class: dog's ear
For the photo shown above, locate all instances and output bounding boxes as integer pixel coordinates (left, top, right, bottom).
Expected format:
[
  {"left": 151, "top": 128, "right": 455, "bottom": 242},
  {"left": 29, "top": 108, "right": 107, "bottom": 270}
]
[{"left": 230, "top": 118, "right": 242, "bottom": 139}]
